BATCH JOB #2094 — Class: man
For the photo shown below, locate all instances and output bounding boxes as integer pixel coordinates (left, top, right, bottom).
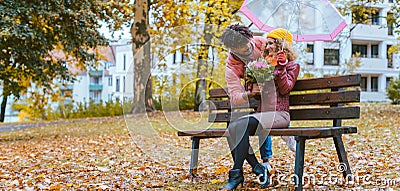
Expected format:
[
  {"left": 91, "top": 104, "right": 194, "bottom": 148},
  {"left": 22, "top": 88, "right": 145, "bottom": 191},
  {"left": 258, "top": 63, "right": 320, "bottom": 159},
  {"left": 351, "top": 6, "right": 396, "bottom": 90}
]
[{"left": 219, "top": 23, "right": 274, "bottom": 171}]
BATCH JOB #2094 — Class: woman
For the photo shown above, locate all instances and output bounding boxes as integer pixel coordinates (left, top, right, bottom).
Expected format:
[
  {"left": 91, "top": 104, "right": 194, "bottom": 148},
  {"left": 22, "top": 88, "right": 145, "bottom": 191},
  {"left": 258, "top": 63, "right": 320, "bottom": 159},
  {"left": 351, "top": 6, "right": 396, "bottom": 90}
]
[{"left": 220, "top": 27, "right": 300, "bottom": 190}]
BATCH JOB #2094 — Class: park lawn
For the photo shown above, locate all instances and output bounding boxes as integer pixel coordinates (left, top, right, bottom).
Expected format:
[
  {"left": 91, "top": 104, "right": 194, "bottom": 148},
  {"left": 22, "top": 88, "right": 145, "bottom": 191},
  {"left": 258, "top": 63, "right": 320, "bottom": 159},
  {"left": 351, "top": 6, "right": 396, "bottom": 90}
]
[{"left": 0, "top": 103, "right": 399, "bottom": 190}]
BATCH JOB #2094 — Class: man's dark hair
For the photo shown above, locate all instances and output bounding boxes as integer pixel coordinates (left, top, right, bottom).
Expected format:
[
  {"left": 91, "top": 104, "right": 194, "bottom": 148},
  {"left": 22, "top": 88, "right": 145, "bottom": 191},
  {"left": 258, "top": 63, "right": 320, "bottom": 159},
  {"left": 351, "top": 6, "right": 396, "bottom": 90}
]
[{"left": 220, "top": 24, "right": 253, "bottom": 49}]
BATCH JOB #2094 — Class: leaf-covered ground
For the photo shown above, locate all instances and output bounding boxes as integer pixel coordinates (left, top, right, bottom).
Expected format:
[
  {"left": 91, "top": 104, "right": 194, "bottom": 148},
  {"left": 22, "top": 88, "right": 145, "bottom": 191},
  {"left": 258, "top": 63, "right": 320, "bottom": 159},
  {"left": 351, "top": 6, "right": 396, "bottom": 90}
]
[{"left": 0, "top": 103, "right": 399, "bottom": 190}]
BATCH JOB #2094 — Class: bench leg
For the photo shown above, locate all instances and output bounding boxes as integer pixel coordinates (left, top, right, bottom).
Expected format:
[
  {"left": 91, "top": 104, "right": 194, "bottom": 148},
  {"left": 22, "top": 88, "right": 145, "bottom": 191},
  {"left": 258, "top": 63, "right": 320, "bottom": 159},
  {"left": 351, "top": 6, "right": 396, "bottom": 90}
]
[
  {"left": 294, "top": 137, "right": 306, "bottom": 191},
  {"left": 190, "top": 137, "right": 200, "bottom": 176},
  {"left": 333, "top": 135, "right": 352, "bottom": 180}
]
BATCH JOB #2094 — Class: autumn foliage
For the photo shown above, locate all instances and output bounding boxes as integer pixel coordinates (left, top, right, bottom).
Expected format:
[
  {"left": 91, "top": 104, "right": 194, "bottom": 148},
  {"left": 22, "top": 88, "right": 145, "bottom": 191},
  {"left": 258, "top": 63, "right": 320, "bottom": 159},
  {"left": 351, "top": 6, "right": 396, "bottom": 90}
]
[{"left": 0, "top": 103, "right": 399, "bottom": 190}]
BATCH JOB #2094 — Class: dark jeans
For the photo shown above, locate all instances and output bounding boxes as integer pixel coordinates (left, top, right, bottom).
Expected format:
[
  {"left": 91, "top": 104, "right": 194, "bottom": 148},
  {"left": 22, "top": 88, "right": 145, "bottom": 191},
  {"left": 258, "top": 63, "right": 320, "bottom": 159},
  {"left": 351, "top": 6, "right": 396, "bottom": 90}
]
[
  {"left": 227, "top": 119, "right": 273, "bottom": 168},
  {"left": 229, "top": 116, "right": 263, "bottom": 169},
  {"left": 260, "top": 136, "right": 273, "bottom": 162}
]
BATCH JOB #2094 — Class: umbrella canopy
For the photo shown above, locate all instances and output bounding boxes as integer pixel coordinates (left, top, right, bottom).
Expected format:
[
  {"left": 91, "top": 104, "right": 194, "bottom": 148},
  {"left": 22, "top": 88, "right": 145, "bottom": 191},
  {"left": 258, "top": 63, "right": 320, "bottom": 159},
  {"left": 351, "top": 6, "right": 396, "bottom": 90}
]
[{"left": 239, "top": 0, "right": 347, "bottom": 42}]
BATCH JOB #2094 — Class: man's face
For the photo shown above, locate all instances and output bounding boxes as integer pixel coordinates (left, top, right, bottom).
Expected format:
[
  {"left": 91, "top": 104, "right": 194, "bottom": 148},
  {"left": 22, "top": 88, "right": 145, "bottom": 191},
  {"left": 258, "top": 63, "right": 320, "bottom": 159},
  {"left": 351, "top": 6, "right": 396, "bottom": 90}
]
[{"left": 231, "top": 42, "right": 251, "bottom": 56}]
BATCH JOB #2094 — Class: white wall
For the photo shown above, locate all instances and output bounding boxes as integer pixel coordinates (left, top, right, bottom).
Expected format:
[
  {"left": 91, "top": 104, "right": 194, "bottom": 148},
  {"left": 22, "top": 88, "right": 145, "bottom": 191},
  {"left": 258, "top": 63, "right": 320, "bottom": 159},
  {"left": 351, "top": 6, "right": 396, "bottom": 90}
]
[
  {"left": 111, "top": 42, "right": 134, "bottom": 102},
  {"left": 73, "top": 74, "right": 89, "bottom": 103}
]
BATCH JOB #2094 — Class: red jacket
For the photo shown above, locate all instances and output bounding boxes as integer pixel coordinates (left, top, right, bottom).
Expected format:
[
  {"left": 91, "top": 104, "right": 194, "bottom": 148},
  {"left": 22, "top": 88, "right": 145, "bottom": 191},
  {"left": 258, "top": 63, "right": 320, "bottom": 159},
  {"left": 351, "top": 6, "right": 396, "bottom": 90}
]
[
  {"left": 226, "top": 58, "right": 300, "bottom": 112},
  {"left": 269, "top": 61, "right": 300, "bottom": 112}
]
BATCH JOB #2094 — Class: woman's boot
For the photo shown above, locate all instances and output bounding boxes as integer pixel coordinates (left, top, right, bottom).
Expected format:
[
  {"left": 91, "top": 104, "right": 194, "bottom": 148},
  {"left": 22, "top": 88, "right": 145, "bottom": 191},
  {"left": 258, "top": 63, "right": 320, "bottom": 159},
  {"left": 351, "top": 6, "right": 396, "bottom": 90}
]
[
  {"left": 220, "top": 169, "right": 244, "bottom": 190},
  {"left": 252, "top": 163, "right": 270, "bottom": 188}
]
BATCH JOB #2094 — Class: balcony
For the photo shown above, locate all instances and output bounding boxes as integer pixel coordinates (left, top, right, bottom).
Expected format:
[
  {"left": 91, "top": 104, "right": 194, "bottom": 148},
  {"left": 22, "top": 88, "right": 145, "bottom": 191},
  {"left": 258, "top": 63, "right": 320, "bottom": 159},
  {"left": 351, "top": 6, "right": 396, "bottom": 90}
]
[
  {"left": 89, "top": 70, "right": 103, "bottom": 76},
  {"left": 359, "top": 58, "right": 387, "bottom": 70},
  {"left": 351, "top": 24, "right": 387, "bottom": 39},
  {"left": 89, "top": 84, "right": 103, "bottom": 91}
]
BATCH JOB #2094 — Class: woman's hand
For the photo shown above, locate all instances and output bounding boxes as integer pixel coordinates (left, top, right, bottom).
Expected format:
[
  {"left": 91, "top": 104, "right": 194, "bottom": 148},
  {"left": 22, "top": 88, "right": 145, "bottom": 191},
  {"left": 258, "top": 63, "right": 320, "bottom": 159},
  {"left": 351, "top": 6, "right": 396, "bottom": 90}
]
[{"left": 276, "top": 51, "right": 287, "bottom": 65}]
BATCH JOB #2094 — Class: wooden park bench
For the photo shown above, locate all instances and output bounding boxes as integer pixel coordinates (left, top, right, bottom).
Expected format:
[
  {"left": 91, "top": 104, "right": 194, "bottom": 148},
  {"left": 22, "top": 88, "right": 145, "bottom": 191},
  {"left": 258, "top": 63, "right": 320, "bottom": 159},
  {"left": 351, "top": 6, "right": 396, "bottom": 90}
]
[{"left": 177, "top": 74, "right": 361, "bottom": 190}]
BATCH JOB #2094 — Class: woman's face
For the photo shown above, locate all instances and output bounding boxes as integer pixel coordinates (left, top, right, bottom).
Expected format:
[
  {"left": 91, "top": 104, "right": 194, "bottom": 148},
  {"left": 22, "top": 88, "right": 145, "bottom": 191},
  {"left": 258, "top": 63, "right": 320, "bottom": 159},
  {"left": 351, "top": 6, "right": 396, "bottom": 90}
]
[{"left": 266, "top": 37, "right": 276, "bottom": 55}]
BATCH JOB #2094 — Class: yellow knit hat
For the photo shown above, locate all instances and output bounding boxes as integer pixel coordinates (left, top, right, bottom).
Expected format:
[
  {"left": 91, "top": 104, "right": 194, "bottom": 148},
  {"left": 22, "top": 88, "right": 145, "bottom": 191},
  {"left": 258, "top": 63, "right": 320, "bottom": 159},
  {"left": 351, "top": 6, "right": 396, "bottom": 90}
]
[{"left": 267, "top": 28, "right": 293, "bottom": 45}]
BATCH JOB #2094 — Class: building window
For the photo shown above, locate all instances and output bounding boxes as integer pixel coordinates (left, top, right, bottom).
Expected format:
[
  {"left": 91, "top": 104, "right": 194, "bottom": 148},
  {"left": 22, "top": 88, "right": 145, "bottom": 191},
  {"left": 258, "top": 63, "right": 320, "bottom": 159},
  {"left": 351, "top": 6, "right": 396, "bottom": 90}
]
[
  {"left": 306, "top": 44, "right": 314, "bottom": 53},
  {"left": 123, "top": 54, "right": 126, "bottom": 71},
  {"left": 306, "top": 44, "right": 314, "bottom": 65},
  {"left": 388, "top": 0, "right": 393, "bottom": 3},
  {"left": 352, "top": 7, "right": 379, "bottom": 25},
  {"left": 324, "top": 49, "right": 339, "bottom": 65},
  {"left": 371, "top": 45, "right": 379, "bottom": 58},
  {"left": 386, "top": 77, "right": 393, "bottom": 89},
  {"left": 371, "top": 77, "right": 378, "bottom": 92},
  {"left": 123, "top": 76, "right": 126, "bottom": 93},
  {"left": 388, "top": 24, "right": 394, "bottom": 35},
  {"left": 181, "top": 53, "right": 187, "bottom": 63},
  {"left": 108, "top": 77, "right": 112, "bottom": 86},
  {"left": 387, "top": 45, "right": 393, "bottom": 68},
  {"left": 90, "top": 91, "right": 101, "bottom": 104},
  {"left": 361, "top": 77, "right": 367, "bottom": 91},
  {"left": 91, "top": 76, "right": 101, "bottom": 85},
  {"left": 352, "top": 44, "right": 367, "bottom": 58},
  {"left": 116, "top": 77, "right": 120, "bottom": 92},
  {"left": 388, "top": 13, "right": 394, "bottom": 35},
  {"left": 108, "top": 94, "right": 113, "bottom": 101},
  {"left": 370, "top": 11, "right": 380, "bottom": 25}
]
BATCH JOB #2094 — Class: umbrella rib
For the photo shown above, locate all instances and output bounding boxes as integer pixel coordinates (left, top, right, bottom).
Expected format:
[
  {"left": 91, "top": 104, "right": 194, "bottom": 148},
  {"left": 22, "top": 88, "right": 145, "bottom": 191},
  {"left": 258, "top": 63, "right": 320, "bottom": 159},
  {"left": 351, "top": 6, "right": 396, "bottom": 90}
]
[
  {"left": 298, "top": 1, "right": 332, "bottom": 32},
  {"left": 262, "top": 0, "right": 290, "bottom": 29}
]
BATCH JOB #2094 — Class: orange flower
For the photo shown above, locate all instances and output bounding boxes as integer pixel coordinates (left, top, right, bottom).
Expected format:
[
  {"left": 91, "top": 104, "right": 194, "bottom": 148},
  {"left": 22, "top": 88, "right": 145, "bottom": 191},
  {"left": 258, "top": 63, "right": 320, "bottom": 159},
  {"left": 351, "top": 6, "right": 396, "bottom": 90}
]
[{"left": 265, "top": 55, "right": 278, "bottom": 66}]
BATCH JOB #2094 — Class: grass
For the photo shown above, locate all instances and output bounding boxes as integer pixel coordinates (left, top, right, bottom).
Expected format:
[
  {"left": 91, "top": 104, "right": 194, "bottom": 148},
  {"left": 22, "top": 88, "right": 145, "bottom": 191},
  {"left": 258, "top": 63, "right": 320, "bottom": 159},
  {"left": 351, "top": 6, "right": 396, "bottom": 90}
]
[{"left": 0, "top": 103, "right": 399, "bottom": 190}]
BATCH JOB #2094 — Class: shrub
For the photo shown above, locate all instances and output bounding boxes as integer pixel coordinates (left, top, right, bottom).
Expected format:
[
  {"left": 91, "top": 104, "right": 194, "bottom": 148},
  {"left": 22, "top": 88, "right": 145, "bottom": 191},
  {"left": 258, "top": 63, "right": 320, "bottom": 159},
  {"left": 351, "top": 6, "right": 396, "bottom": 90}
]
[
  {"left": 387, "top": 76, "right": 400, "bottom": 104},
  {"left": 12, "top": 99, "right": 132, "bottom": 121}
]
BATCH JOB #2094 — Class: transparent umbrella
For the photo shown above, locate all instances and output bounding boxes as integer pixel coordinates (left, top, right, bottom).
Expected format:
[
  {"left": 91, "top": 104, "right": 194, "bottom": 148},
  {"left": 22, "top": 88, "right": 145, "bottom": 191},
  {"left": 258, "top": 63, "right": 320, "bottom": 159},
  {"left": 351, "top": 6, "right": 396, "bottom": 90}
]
[{"left": 239, "top": 0, "right": 347, "bottom": 42}]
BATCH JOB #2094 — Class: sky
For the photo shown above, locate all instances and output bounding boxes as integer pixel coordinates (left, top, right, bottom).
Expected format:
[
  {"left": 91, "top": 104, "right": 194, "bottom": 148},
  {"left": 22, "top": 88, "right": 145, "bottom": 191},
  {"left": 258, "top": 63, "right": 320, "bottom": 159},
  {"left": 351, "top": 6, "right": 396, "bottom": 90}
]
[{"left": 99, "top": 22, "right": 131, "bottom": 40}]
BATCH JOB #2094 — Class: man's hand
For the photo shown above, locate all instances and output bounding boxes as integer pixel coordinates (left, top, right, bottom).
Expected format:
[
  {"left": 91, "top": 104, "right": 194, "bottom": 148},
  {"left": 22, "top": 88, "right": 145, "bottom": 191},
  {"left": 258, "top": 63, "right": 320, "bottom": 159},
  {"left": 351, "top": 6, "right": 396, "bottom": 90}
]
[
  {"left": 243, "top": 91, "right": 261, "bottom": 100},
  {"left": 276, "top": 51, "right": 287, "bottom": 65}
]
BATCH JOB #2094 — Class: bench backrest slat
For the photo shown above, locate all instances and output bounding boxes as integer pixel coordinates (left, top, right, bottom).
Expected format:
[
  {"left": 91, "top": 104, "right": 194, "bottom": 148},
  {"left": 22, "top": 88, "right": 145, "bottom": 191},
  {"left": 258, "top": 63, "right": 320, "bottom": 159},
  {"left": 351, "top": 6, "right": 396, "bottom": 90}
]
[
  {"left": 292, "top": 74, "right": 361, "bottom": 91},
  {"left": 289, "top": 90, "right": 360, "bottom": 105},
  {"left": 208, "top": 106, "right": 360, "bottom": 123},
  {"left": 211, "top": 99, "right": 259, "bottom": 110},
  {"left": 211, "top": 90, "right": 360, "bottom": 110},
  {"left": 290, "top": 106, "right": 360, "bottom": 120},
  {"left": 209, "top": 111, "right": 252, "bottom": 123},
  {"left": 207, "top": 74, "right": 361, "bottom": 123},
  {"left": 209, "top": 88, "right": 229, "bottom": 98},
  {"left": 208, "top": 74, "right": 361, "bottom": 98}
]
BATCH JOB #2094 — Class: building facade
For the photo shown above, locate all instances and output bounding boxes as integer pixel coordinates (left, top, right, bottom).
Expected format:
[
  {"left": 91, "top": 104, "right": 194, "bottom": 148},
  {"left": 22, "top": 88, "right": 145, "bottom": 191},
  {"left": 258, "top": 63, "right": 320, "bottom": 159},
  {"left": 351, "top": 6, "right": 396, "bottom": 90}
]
[
  {"left": 107, "top": 39, "right": 134, "bottom": 102},
  {"left": 299, "top": 0, "right": 399, "bottom": 102},
  {"left": 59, "top": 39, "right": 134, "bottom": 105},
  {"left": 245, "top": 1, "right": 399, "bottom": 102}
]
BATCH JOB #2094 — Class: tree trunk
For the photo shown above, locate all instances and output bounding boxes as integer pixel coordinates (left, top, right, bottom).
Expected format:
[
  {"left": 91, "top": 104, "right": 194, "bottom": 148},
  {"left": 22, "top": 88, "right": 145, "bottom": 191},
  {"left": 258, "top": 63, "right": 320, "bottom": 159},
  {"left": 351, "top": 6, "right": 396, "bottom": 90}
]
[
  {"left": 0, "top": 95, "right": 8, "bottom": 123},
  {"left": 131, "top": 0, "right": 154, "bottom": 113},
  {"left": 194, "top": 57, "right": 208, "bottom": 111},
  {"left": 194, "top": 24, "right": 213, "bottom": 112}
]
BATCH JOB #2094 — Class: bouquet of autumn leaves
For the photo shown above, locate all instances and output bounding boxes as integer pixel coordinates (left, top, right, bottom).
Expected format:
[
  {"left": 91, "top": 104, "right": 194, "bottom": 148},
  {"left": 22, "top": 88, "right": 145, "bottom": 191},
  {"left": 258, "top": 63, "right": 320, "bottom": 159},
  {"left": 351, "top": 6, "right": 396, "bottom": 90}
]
[{"left": 245, "top": 58, "right": 275, "bottom": 85}]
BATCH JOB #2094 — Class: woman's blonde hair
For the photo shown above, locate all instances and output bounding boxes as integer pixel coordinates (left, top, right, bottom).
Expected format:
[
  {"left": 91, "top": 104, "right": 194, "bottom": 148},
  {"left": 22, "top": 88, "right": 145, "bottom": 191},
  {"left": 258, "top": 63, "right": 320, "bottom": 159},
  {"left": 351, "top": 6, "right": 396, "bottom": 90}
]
[{"left": 264, "top": 38, "right": 298, "bottom": 62}]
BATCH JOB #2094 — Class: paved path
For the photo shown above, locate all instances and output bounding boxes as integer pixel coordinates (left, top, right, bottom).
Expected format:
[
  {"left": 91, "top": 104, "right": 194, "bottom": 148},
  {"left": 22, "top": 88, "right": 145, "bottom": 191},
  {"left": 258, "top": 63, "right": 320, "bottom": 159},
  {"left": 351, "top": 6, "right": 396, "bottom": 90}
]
[{"left": 0, "top": 116, "right": 124, "bottom": 133}]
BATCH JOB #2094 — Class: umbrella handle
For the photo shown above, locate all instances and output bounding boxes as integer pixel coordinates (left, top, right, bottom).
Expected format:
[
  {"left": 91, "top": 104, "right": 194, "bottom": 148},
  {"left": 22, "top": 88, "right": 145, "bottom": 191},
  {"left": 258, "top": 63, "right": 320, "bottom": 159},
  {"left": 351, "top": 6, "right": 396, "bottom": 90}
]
[{"left": 281, "top": 29, "right": 291, "bottom": 51}]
